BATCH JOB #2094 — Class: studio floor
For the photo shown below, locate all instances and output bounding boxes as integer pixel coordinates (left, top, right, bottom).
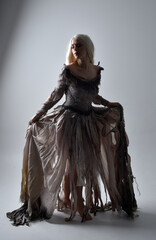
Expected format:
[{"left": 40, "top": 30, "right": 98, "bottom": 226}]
[{"left": 1, "top": 154, "right": 156, "bottom": 240}]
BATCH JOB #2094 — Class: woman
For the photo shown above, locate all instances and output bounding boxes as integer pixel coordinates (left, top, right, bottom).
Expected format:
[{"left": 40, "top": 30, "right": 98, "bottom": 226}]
[{"left": 7, "top": 34, "right": 137, "bottom": 226}]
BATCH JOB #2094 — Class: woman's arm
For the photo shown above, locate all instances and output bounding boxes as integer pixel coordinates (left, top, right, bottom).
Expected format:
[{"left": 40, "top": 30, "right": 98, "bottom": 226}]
[
  {"left": 29, "top": 68, "right": 68, "bottom": 124},
  {"left": 29, "top": 88, "right": 65, "bottom": 124},
  {"left": 93, "top": 95, "right": 122, "bottom": 108}
]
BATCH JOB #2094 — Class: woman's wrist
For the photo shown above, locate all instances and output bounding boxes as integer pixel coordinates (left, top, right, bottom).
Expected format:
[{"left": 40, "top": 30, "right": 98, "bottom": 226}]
[
  {"left": 101, "top": 98, "right": 109, "bottom": 106},
  {"left": 29, "top": 111, "right": 46, "bottom": 125}
]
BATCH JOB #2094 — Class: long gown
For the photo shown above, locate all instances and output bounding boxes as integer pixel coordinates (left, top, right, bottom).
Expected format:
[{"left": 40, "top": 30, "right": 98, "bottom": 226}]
[{"left": 7, "top": 65, "right": 137, "bottom": 226}]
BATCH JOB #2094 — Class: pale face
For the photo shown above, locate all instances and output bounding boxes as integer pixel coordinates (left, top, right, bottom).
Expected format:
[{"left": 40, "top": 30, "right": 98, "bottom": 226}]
[{"left": 71, "top": 38, "right": 88, "bottom": 61}]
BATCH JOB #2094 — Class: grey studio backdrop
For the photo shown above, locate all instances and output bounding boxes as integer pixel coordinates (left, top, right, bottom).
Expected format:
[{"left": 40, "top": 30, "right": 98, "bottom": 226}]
[{"left": 0, "top": 0, "right": 156, "bottom": 240}]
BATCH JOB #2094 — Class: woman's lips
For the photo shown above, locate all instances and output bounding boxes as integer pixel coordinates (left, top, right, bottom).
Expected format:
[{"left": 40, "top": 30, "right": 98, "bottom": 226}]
[{"left": 74, "top": 52, "right": 78, "bottom": 56}]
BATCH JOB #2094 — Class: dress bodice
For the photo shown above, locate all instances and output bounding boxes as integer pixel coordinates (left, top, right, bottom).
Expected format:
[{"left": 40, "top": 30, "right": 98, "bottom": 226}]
[
  {"left": 38, "top": 65, "right": 104, "bottom": 115},
  {"left": 63, "top": 66, "right": 103, "bottom": 113}
]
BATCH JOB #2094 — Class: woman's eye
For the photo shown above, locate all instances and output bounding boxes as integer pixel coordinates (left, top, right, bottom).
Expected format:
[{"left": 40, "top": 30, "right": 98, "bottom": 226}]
[
  {"left": 71, "top": 44, "right": 81, "bottom": 49},
  {"left": 76, "top": 44, "right": 81, "bottom": 48}
]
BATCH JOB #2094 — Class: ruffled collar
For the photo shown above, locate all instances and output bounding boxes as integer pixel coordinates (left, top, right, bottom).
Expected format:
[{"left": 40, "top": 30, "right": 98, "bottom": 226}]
[{"left": 64, "top": 63, "right": 104, "bottom": 83}]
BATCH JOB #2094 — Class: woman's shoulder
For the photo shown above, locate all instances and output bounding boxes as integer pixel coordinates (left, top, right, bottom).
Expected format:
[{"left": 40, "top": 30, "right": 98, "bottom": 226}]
[
  {"left": 65, "top": 62, "right": 103, "bottom": 71},
  {"left": 96, "top": 62, "right": 104, "bottom": 71},
  {"left": 64, "top": 62, "right": 76, "bottom": 72},
  {"left": 64, "top": 63, "right": 103, "bottom": 81}
]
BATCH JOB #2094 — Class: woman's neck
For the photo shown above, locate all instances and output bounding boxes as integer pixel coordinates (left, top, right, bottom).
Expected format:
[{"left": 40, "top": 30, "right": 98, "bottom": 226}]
[{"left": 76, "top": 57, "right": 91, "bottom": 69}]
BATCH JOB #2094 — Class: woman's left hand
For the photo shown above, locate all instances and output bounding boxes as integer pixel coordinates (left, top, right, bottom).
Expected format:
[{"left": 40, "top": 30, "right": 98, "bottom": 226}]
[{"left": 107, "top": 102, "right": 122, "bottom": 108}]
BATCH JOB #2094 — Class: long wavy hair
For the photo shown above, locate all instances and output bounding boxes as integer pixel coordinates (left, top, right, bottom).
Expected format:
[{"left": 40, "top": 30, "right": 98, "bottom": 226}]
[{"left": 66, "top": 34, "right": 95, "bottom": 64}]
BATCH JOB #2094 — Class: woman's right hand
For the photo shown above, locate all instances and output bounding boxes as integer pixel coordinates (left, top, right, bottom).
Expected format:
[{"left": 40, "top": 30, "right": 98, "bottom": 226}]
[{"left": 29, "top": 112, "right": 43, "bottom": 125}]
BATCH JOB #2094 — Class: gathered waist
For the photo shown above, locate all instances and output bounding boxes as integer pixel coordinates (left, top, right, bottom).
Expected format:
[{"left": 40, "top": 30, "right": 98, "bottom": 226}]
[{"left": 62, "top": 104, "right": 92, "bottom": 115}]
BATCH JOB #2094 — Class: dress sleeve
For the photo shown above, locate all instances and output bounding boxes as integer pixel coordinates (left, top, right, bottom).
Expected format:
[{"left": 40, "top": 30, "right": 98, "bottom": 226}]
[{"left": 36, "top": 66, "right": 68, "bottom": 115}]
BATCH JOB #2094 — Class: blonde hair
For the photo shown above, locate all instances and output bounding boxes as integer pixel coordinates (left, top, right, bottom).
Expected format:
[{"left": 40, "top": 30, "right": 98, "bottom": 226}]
[{"left": 66, "top": 34, "right": 95, "bottom": 64}]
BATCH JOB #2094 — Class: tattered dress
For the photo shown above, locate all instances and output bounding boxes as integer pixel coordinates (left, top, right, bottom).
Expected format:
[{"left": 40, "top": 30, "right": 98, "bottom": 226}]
[{"left": 7, "top": 65, "right": 137, "bottom": 225}]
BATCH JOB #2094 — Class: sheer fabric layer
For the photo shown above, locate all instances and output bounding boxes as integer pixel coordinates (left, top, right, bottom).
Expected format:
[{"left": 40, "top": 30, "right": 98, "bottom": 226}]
[{"left": 20, "top": 105, "right": 136, "bottom": 220}]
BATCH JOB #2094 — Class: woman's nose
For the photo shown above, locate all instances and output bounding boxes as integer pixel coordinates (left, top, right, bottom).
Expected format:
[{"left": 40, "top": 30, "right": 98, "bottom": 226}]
[
  {"left": 73, "top": 45, "right": 77, "bottom": 50},
  {"left": 73, "top": 44, "right": 80, "bottom": 51}
]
